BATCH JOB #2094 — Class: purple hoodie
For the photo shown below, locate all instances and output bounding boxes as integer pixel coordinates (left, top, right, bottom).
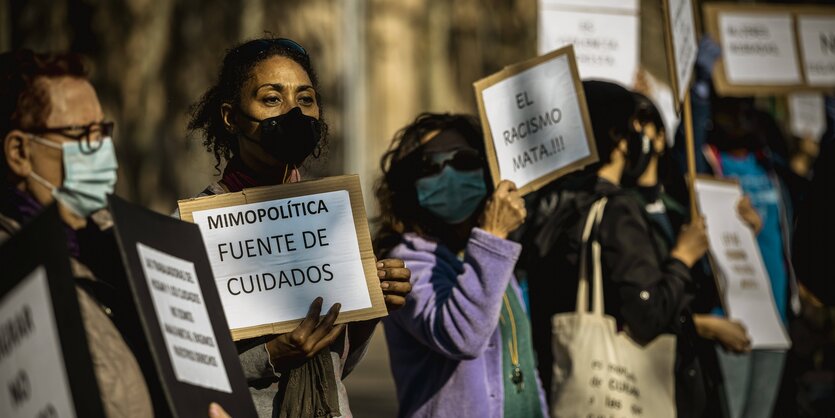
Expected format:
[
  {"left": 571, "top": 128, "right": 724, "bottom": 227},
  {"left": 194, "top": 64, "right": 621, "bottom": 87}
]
[{"left": 383, "top": 228, "right": 548, "bottom": 418}]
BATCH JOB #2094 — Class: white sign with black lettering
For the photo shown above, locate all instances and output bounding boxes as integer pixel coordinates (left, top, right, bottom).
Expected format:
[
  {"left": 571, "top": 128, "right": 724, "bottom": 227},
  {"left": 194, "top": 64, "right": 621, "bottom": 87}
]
[
  {"left": 788, "top": 93, "right": 826, "bottom": 142},
  {"left": 190, "top": 190, "right": 370, "bottom": 330},
  {"left": 538, "top": 0, "right": 639, "bottom": 88},
  {"left": 480, "top": 53, "right": 593, "bottom": 190},
  {"left": 719, "top": 13, "right": 801, "bottom": 85},
  {"left": 798, "top": 15, "right": 835, "bottom": 86},
  {"left": 695, "top": 179, "right": 791, "bottom": 350},
  {"left": 0, "top": 266, "right": 75, "bottom": 418},
  {"left": 137, "top": 244, "right": 232, "bottom": 393},
  {"left": 666, "top": 0, "right": 698, "bottom": 102}
]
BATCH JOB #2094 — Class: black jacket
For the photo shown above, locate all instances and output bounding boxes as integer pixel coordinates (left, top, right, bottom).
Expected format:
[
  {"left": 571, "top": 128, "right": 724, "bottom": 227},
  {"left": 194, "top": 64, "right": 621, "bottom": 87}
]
[{"left": 518, "top": 176, "right": 704, "bottom": 416}]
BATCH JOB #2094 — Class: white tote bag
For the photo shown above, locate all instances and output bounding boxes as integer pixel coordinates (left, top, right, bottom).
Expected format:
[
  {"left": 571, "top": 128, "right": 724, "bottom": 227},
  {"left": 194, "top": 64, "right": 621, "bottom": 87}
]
[{"left": 550, "top": 198, "right": 677, "bottom": 418}]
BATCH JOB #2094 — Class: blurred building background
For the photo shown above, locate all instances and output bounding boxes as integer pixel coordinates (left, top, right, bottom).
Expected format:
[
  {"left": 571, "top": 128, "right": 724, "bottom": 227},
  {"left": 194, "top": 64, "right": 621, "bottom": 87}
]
[
  {"left": 2, "top": 0, "right": 831, "bottom": 416},
  {"left": 0, "top": 0, "right": 538, "bottom": 218}
]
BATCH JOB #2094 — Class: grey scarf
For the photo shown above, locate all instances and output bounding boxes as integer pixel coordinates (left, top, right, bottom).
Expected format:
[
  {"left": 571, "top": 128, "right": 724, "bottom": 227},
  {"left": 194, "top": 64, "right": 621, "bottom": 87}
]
[{"left": 276, "top": 350, "right": 340, "bottom": 418}]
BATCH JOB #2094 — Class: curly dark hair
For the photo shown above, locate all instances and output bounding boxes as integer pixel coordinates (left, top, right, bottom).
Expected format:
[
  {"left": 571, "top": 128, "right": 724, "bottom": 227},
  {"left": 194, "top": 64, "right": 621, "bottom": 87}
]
[
  {"left": 1, "top": 49, "right": 88, "bottom": 175},
  {"left": 188, "top": 37, "right": 328, "bottom": 173},
  {"left": 373, "top": 112, "right": 489, "bottom": 257}
]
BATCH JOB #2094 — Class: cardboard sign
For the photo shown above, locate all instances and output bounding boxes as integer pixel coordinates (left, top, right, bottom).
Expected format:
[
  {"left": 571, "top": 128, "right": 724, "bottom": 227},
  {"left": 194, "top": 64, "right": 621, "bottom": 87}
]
[
  {"left": 788, "top": 92, "right": 827, "bottom": 142},
  {"left": 109, "top": 195, "right": 257, "bottom": 417},
  {"left": 797, "top": 14, "right": 835, "bottom": 86},
  {"left": 0, "top": 205, "right": 105, "bottom": 418},
  {"left": 662, "top": 0, "right": 698, "bottom": 106},
  {"left": 704, "top": 3, "right": 835, "bottom": 96},
  {"left": 177, "top": 175, "right": 386, "bottom": 340},
  {"left": 474, "top": 45, "right": 598, "bottom": 195},
  {"left": 694, "top": 177, "right": 791, "bottom": 350},
  {"left": 537, "top": 0, "right": 640, "bottom": 88}
]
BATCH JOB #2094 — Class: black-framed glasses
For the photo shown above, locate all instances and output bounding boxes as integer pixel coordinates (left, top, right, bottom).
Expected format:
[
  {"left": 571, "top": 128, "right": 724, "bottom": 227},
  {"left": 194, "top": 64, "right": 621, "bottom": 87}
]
[
  {"left": 232, "top": 38, "right": 309, "bottom": 62},
  {"left": 31, "top": 121, "right": 114, "bottom": 153}
]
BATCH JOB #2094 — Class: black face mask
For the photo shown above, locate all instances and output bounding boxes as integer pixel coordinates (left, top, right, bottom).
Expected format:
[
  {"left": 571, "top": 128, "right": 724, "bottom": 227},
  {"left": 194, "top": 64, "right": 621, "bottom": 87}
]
[
  {"left": 240, "top": 107, "right": 322, "bottom": 166},
  {"left": 622, "top": 131, "right": 653, "bottom": 181}
]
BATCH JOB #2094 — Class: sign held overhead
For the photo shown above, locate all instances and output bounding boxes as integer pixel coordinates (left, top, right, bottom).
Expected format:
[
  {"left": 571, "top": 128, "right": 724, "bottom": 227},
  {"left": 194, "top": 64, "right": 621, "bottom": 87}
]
[
  {"left": 474, "top": 45, "right": 598, "bottom": 195},
  {"left": 704, "top": 3, "right": 835, "bottom": 96},
  {"left": 537, "top": 0, "right": 641, "bottom": 88}
]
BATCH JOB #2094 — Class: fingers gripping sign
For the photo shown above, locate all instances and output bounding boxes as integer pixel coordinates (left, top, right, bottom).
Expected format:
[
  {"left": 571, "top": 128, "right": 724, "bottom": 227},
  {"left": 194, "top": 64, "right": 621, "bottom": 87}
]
[
  {"left": 376, "top": 258, "right": 412, "bottom": 312},
  {"left": 479, "top": 180, "right": 527, "bottom": 239},
  {"left": 265, "top": 297, "right": 346, "bottom": 370}
]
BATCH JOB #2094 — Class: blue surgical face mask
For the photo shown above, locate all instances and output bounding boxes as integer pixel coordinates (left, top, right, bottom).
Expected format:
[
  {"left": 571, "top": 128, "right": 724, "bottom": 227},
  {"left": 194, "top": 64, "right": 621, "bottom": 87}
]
[
  {"left": 28, "top": 135, "right": 118, "bottom": 217},
  {"left": 416, "top": 166, "right": 487, "bottom": 225}
]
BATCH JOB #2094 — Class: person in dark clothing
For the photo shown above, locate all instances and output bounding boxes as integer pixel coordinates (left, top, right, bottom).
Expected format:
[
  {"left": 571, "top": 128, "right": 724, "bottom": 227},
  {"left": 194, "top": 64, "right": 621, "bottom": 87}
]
[
  {"left": 628, "top": 93, "right": 769, "bottom": 418},
  {"left": 519, "top": 80, "right": 709, "bottom": 417},
  {"left": 793, "top": 138, "right": 834, "bottom": 306}
]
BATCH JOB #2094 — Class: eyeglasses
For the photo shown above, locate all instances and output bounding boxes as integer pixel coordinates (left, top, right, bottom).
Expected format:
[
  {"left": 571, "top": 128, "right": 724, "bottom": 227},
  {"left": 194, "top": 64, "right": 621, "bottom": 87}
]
[
  {"left": 232, "top": 38, "right": 309, "bottom": 62},
  {"left": 31, "top": 121, "right": 114, "bottom": 153},
  {"left": 419, "top": 149, "right": 484, "bottom": 176}
]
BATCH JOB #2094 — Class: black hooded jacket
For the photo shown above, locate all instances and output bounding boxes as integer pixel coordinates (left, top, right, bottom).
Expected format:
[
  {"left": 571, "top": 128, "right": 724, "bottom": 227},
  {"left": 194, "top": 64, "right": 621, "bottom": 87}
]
[{"left": 518, "top": 174, "right": 705, "bottom": 416}]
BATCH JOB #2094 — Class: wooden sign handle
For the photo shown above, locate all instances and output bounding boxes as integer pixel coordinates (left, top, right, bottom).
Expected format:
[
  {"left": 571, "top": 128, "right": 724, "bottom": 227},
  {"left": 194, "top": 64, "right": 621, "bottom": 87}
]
[{"left": 683, "top": 91, "right": 699, "bottom": 219}]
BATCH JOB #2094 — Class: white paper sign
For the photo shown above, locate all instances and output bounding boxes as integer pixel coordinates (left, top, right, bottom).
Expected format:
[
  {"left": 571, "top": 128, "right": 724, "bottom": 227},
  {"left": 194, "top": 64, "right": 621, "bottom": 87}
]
[
  {"left": 719, "top": 13, "right": 801, "bottom": 85},
  {"left": 694, "top": 179, "right": 791, "bottom": 350},
  {"left": 481, "top": 53, "right": 593, "bottom": 190},
  {"left": 788, "top": 92, "right": 827, "bottom": 142},
  {"left": 667, "top": 0, "right": 698, "bottom": 102},
  {"left": 0, "top": 266, "right": 75, "bottom": 418},
  {"left": 136, "top": 243, "right": 232, "bottom": 393},
  {"left": 798, "top": 15, "right": 835, "bottom": 86},
  {"left": 191, "top": 190, "right": 371, "bottom": 330},
  {"left": 538, "top": 0, "right": 639, "bottom": 87}
]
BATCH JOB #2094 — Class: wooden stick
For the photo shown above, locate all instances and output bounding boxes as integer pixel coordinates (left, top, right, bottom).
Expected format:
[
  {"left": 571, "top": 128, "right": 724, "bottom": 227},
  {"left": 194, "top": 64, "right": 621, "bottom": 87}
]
[{"left": 683, "top": 91, "right": 699, "bottom": 218}]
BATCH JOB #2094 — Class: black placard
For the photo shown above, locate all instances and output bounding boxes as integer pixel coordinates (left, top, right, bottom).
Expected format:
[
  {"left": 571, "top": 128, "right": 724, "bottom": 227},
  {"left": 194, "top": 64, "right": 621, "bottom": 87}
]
[
  {"left": 108, "top": 195, "right": 257, "bottom": 418},
  {"left": 0, "top": 204, "right": 106, "bottom": 418}
]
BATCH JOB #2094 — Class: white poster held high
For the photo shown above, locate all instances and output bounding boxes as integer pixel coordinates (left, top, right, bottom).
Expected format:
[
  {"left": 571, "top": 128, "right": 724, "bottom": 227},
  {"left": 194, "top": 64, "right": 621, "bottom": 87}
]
[
  {"left": 474, "top": 45, "right": 598, "bottom": 195},
  {"left": 718, "top": 12, "right": 801, "bottom": 86},
  {"left": 694, "top": 178, "right": 791, "bottom": 350},
  {"left": 664, "top": 0, "right": 698, "bottom": 104},
  {"left": 788, "top": 93, "right": 826, "bottom": 142},
  {"left": 797, "top": 15, "right": 835, "bottom": 87},
  {"left": 537, "top": 0, "right": 640, "bottom": 88}
]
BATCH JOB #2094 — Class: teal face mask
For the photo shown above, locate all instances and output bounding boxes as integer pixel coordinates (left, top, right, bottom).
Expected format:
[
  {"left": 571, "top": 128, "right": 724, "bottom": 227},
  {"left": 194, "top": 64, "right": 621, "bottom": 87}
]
[
  {"left": 28, "top": 135, "right": 118, "bottom": 217},
  {"left": 416, "top": 166, "right": 487, "bottom": 225}
]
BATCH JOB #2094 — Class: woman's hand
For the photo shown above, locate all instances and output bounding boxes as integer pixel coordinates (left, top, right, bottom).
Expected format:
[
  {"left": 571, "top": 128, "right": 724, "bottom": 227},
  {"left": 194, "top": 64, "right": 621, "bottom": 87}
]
[
  {"left": 737, "top": 196, "right": 762, "bottom": 234},
  {"left": 265, "top": 297, "right": 345, "bottom": 370},
  {"left": 377, "top": 258, "right": 412, "bottom": 312},
  {"left": 209, "top": 403, "right": 231, "bottom": 418},
  {"left": 479, "top": 180, "right": 526, "bottom": 239},
  {"left": 671, "top": 215, "right": 709, "bottom": 267},
  {"left": 693, "top": 314, "right": 751, "bottom": 353}
]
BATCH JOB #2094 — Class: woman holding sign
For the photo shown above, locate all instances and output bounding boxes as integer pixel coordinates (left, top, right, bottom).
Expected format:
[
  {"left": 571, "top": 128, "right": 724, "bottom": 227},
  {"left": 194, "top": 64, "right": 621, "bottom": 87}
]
[
  {"left": 374, "top": 113, "right": 548, "bottom": 418},
  {"left": 184, "top": 37, "right": 412, "bottom": 417}
]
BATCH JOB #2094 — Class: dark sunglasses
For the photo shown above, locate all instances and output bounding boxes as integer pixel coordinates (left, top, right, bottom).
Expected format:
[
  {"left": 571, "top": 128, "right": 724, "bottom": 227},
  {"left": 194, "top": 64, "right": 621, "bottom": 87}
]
[
  {"left": 31, "top": 121, "right": 114, "bottom": 153},
  {"left": 419, "top": 149, "right": 484, "bottom": 177},
  {"left": 233, "top": 38, "right": 308, "bottom": 62}
]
